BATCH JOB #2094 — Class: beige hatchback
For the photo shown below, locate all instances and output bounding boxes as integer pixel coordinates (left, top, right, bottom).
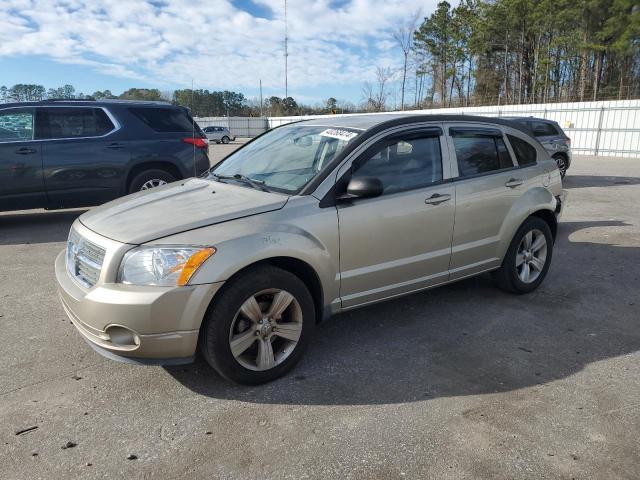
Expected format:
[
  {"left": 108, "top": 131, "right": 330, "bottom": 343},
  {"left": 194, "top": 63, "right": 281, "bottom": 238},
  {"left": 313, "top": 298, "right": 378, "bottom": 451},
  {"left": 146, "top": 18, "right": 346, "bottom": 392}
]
[{"left": 56, "top": 114, "right": 565, "bottom": 384}]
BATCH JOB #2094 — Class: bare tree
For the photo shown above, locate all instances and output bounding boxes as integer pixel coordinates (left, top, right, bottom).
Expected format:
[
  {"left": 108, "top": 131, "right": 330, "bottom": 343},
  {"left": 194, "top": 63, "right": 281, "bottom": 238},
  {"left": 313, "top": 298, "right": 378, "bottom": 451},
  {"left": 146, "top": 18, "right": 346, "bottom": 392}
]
[
  {"left": 361, "top": 66, "right": 393, "bottom": 112},
  {"left": 392, "top": 10, "right": 421, "bottom": 110}
]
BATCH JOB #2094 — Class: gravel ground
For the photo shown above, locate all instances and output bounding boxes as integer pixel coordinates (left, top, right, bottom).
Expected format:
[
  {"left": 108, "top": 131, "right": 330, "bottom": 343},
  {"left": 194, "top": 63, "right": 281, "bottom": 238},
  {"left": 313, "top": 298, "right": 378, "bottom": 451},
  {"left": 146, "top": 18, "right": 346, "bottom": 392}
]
[{"left": 0, "top": 155, "right": 638, "bottom": 479}]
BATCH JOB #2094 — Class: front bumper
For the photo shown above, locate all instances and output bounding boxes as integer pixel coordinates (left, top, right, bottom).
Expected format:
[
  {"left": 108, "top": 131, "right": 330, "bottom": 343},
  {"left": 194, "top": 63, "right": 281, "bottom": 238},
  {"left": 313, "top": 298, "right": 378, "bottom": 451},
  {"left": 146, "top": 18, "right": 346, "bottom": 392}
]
[{"left": 55, "top": 250, "right": 222, "bottom": 364}]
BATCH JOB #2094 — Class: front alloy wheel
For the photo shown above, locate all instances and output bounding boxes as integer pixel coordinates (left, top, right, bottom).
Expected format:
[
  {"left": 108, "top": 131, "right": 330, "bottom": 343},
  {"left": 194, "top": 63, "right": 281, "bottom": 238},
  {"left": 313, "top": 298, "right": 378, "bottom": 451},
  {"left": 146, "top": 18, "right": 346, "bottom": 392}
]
[
  {"left": 229, "top": 289, "right": 303, "bottom": 371},
  {"left": 199, "top": 266, "right": 315, "bottom": 384}
]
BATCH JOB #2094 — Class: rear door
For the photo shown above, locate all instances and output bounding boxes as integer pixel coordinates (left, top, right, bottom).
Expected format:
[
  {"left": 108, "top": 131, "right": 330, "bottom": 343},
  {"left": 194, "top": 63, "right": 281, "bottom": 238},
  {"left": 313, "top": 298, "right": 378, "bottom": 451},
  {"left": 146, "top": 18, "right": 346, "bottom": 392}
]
[
  {"left": 38, "top": 106, "right": 130, "bottom": 208},
  {"left": 0, "top": 108, "right": 45, "bottom": 211},
  {"left": 446, "top": 124, "right": 522, "bottom": 279}
]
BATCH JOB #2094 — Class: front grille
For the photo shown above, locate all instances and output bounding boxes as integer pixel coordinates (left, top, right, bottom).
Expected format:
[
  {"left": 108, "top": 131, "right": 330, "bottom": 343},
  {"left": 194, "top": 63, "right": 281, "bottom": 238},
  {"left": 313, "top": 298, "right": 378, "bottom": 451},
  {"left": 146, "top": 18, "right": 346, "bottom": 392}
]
[{"left": 66, "top": 228, "right": 106, "bottom": 288}]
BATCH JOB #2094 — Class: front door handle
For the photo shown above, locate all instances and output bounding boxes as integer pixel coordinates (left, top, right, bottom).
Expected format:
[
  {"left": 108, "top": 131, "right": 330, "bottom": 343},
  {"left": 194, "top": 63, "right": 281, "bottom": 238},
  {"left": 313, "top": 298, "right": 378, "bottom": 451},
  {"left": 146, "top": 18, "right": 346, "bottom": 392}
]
[
  {"left": 425, "top": 193, "right": 451, "bottom": 205},
  {"left": 106, "top": 142, "right": 126, "bottom": 149},
  {"left": 15, "top": 147, "right": 37, "bottom": 155},
  {"left": 505, "top": 178, "right": 524, "bottom": 188}
]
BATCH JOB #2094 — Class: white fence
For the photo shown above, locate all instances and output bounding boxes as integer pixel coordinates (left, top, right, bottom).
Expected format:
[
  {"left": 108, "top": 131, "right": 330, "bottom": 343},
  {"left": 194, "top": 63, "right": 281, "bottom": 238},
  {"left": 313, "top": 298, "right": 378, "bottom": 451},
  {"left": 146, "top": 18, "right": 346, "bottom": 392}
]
[{"left": 196, "top": 99, "right": 640, "bottom": 157}]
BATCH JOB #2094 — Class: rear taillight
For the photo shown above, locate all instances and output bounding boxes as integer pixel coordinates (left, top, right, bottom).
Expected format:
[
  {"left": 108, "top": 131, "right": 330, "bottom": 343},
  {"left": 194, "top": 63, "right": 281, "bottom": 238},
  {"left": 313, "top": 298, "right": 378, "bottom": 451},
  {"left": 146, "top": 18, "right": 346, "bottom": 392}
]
[
  {"left": 566, "top": 137, "right": 571, "bottom": 146},
  {"left": 182, "top": 137, "right": 208, "bottom": 149}
]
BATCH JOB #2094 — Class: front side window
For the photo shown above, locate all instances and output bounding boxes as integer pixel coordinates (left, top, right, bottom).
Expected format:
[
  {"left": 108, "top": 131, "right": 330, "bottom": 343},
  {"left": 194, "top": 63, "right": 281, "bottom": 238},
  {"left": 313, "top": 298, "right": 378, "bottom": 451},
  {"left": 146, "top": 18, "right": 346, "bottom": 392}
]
[
  {"left": 0, "top": 110, "right": 34, "bottom": 142},
  {"left": 352, "top": 135, "right": 443, "bottom": 195},
  {"left": 37, "top": 108, "right": 115, "bottom": 139},
  {"left": 508, "top": 135, "right": 537, "bottom": 166},
  {"left": 452, "top": 132, "right": 514, "bottom": 176},
  {"left": 211, "top": 125, "right": 360, "bottom": 194}
]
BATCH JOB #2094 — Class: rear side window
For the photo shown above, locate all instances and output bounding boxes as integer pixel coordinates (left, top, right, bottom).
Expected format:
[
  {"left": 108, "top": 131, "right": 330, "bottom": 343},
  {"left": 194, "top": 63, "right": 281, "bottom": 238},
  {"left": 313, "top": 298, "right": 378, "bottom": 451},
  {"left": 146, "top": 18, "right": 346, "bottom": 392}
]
[
  {"left": 530, "top": 121, "right": 558, "bottom": 137},
  {"left": 353, "top": 134, "right": 443, "bottom": 195},
  {"left": 36, "top": 108, "right": 115, "bottom": 139},
  {"left": 0, "top": 110, "right": 33, "bottom": 141},
  {"left": 451, "top": 131, "right": 514, "bottom": 176},
  {"left": 130, "top": 107, "right": 195, "bottom": 133},
  {"left": 508, "top": 135, "right": 537, "bottom": 166}
]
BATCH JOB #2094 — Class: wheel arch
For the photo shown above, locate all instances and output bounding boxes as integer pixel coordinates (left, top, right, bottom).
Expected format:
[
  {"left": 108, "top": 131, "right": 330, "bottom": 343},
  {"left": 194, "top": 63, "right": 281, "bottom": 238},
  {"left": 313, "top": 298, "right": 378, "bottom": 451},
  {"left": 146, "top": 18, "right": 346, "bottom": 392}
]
[
  {"left": 206, "top": 256, "right": 326, "bottom": 325},
  {"left": 125, "top": 161, "right": 183, "bottom": 192}
]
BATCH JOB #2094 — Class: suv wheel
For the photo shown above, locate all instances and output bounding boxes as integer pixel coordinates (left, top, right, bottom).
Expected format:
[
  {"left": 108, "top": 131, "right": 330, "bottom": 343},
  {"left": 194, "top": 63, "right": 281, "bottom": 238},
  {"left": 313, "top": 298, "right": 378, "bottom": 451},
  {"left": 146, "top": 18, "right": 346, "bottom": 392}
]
[
  {"left": 492, "top": 216, "right": 553, "bottom": 294},
  {"left": 221, "top": 136, "right": 230, "bottom": 144},
  {"left": 128, "top": 169, "right": 176, "bottom": 193},
  {"left": 552, "top": 154, "right": 568, "bottom": 178},
  {"left": 199, "top": 266, "right": 315, "bottom": 384}
]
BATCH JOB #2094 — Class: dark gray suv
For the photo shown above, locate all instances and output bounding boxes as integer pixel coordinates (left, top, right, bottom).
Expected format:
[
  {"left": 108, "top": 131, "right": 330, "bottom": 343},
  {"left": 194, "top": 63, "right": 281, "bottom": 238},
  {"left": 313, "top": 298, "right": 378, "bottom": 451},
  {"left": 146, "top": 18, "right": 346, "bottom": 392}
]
[
  {"left": 506, "top": 117, "right": 571, "bottom": 177},
  {"left": 0, "top": 100, "right": 210, "bottom": 212}
]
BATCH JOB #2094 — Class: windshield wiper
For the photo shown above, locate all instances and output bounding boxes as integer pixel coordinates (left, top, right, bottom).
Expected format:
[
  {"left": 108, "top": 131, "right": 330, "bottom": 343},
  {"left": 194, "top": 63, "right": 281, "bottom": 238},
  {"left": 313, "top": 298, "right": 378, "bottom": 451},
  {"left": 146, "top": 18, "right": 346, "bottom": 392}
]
[{"left": 211, "top": 172, "right": 270, "bottom": 192}]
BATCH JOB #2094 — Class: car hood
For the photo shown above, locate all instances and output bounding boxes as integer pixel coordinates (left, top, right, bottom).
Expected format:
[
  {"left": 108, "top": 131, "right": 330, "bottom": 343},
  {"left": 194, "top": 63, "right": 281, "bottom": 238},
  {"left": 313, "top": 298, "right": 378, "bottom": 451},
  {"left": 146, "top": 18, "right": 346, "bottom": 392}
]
[{"left": 79, "top": 178, "right": 288, "bottom": 244}]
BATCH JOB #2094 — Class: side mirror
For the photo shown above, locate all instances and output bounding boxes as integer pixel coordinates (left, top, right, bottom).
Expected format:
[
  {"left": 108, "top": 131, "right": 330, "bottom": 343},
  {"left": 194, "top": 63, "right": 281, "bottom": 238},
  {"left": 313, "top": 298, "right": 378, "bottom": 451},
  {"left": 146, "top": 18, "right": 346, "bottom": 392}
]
[{"left": 341, "top": 176, "right": 383, "bottom": 200}]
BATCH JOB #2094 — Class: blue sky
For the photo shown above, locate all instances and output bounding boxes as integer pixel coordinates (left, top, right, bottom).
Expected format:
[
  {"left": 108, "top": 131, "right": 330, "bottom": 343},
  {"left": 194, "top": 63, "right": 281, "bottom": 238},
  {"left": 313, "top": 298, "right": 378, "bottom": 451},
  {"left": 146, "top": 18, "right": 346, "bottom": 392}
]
[{"left": 0, "top": 0, "right": 435, "bottom": 105}]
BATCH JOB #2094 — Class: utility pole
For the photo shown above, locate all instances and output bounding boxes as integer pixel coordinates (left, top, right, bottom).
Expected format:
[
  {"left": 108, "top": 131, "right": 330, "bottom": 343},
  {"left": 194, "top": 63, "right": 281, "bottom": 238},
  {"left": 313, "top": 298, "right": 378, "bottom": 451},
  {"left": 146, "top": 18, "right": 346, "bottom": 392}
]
[
  {"left": 284, "top": 0, "right": 288, "bottom": 98},
  {"left": 259, "top": 79, "right": 263, "bottom": 117}
]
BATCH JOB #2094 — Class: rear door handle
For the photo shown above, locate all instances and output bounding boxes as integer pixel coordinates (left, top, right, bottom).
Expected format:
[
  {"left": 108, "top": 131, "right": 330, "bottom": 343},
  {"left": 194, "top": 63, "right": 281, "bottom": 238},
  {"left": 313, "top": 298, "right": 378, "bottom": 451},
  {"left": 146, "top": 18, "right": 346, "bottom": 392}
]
[
  {"left": 15, "top": 147, "right": 37, "bottom": 155},
  {"left": 425, "top": 193, "right": 451, "bottom": 205},
  {"left": 505, "top": 178, "right": 524, "bottom": 188},
  {"left": 106, "top": 142, "right": 126, "bottom": 149}
]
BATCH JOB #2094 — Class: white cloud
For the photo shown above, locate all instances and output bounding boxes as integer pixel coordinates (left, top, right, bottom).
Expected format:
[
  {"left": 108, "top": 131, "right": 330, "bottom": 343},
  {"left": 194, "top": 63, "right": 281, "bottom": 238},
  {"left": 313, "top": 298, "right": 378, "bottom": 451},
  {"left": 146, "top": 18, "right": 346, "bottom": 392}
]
[{"left": 0, "top": 0, "right": 436, "bottom": 94}]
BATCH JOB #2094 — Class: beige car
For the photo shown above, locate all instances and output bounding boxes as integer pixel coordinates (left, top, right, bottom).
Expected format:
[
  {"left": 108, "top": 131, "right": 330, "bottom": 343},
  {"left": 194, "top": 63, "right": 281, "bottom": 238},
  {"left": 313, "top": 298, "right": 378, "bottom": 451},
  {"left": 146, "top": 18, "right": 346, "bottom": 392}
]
[{"left": 55, "top": 114, "right": 565, "bottom": 384}]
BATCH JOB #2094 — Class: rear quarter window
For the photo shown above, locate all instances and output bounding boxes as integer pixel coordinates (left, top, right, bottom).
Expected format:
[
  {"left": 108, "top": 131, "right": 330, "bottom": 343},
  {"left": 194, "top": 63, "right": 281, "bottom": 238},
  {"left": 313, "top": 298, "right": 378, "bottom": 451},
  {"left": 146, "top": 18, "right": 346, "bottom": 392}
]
[
  {"left": 129, "top": 107, "right": 196, "bottom": 133},
  {"left": 531, "top": 121, "right": 558, "bottom": 137},
  {"left": 507, "top": 135, "right": 537, "bottom": 166}
]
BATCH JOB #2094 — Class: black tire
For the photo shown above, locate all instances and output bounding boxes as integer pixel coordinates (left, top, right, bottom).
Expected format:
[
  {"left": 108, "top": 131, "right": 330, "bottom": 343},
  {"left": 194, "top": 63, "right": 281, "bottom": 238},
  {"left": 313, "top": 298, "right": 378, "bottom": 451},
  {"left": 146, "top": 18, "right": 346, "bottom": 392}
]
[
  {"left": 199, "top": 266, "right": 315, "bottom": 385},
  {"left": 553, "top": 154, "right": 568, "bottom": 178},
  {"left": 221, "top": 136, "right": 230, "bottom": 144},
  {"left": 128, "top": 169, "right": 176, "bottom": 193},
  {"left": 492, "top": 216, "right": 553, "bottom": 294}
]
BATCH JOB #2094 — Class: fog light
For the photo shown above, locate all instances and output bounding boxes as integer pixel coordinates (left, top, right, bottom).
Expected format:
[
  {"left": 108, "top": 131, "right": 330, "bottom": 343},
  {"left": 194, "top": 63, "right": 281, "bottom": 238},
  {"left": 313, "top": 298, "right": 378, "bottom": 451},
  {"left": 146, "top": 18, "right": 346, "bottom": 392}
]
[{"left": 105, "top": 325, "right": 140, "bottom": 347}]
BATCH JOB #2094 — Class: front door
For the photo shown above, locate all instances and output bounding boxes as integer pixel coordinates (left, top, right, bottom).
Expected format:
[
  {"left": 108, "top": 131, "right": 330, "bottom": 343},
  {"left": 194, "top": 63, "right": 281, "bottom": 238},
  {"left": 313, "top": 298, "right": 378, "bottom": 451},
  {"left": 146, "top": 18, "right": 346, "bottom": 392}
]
[
  {"left": 0, "top": 108, "right": 45, "bottom": 211},
  {"left": 336, "top": 128, "right": 455, "bottom": 308}
]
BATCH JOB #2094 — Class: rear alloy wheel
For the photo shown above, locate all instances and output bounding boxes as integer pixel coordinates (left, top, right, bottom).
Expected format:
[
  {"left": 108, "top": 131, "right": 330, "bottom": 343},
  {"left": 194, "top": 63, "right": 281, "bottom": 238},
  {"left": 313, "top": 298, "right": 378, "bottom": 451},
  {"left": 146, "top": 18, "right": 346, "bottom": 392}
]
[
  {"left": 492, "top": 216, "right": 553, "bottom": 294},
  {"left": 553, "top": 154, "right": 568, "bottom": 178},
  {"left": 128, "top": 169, "right": 176, "bottom": 193},
  {"left": 199, "top": 266, "right": 315, "bottom": 384},
  {"left": 221, "top": 136, "right": 230, "bottom": 144}
]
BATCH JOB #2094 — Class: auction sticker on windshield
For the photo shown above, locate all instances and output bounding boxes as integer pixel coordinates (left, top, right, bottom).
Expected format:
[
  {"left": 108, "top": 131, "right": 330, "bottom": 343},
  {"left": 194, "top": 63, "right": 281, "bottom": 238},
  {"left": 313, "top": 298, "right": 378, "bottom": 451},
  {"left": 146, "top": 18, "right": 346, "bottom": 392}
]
[{"left": 319, "top": 128, "right": 359, "bottom": 142}]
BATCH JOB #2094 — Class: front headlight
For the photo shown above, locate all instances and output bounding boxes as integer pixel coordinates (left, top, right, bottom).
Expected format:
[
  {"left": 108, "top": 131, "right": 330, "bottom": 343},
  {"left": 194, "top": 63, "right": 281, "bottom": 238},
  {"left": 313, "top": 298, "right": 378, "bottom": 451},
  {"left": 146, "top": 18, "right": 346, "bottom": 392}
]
[{"left": 118, "top": 246, "right": 216, "bottom": 286}]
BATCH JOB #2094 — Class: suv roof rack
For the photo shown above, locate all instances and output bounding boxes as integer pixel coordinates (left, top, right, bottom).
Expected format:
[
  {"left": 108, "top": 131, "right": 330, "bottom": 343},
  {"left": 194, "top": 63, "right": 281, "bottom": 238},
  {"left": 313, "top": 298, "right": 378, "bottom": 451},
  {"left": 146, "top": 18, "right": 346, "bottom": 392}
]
[{"left": 39, "top": 99, "right": 96, "bottom": 103}]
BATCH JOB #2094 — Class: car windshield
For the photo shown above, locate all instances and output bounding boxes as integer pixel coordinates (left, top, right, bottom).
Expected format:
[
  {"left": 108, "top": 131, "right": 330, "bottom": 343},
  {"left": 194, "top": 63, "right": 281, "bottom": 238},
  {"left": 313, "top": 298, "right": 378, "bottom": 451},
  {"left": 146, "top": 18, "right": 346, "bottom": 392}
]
[{"left": 209, "top": 125, "right": 361, "bottom": 194}]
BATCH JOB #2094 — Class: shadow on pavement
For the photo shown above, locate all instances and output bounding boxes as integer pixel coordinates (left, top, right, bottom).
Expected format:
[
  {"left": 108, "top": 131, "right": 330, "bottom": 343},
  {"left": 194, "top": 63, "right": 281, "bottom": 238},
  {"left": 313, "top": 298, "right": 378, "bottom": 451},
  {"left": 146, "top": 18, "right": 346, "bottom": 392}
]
[
  {"left": 166, "top": 218, "right": 640, "bottom": 405},
  {"left": 563, "top": 174, "right": 640, "bottom": 189},
  {"left": 0, "top": 209, "right": 86, "bottom": 245}
]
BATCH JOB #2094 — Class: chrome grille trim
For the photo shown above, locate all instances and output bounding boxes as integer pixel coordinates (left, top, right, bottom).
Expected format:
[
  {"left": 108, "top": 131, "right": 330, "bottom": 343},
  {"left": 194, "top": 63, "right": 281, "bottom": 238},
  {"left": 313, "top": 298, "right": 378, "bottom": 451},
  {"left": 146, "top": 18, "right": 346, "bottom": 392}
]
[{"left": 66, "top": 228, "right": 106, "bottom": 288}]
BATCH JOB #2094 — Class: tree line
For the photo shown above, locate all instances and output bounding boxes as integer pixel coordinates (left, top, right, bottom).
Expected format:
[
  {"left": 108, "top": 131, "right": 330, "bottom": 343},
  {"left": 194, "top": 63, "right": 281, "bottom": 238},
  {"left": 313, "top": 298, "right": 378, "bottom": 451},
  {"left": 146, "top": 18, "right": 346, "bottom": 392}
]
[
  {"left": 367, "top": 0, "right": 639, "bottom": 111},
  {"left": 0, "top": 83, "right": 354, "bottom": 117}
]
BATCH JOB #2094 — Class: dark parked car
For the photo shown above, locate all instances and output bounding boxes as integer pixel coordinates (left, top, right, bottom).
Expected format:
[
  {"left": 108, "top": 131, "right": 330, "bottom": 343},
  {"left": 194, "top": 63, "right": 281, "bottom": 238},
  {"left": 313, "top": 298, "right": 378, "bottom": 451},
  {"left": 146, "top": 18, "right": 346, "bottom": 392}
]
[
  {"left": 0, "top": 100, "right": 210, "bottom": 212},
  {"left": 505, "top": 117, "right": 571, "bottom": 177}
]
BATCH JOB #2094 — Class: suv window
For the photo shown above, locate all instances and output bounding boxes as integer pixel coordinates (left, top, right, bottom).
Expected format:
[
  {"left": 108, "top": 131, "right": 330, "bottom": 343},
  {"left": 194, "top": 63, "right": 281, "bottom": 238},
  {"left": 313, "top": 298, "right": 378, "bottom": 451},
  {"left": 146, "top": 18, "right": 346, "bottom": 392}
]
[
  {"left": 130, "top": 107, "right": 194, "bottom": 133},
  {"left": 36, "top": 107, "right": 115, "bottom": 139},
  {"left": 507, "top": 135, "right": 537, "bottom": 166},
  {"left": 0, "top": 110, "right": 33, "bottom": 142},
  {"left": 352, "top": 134, "right": 443, "bottom": 195},
  {"left": 451, "top": 131, "right": 514, "bottom": 176},
  {"left": 530, "top": 121, "right": 558, "bottom": 137}
]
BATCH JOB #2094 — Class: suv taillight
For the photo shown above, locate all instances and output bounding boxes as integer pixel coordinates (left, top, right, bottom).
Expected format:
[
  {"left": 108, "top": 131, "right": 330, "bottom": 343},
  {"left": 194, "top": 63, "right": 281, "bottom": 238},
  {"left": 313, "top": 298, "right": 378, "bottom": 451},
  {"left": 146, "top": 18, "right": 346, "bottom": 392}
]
[
  {"left": 566, "top": 137, "right": 571, "bottom": 146},
  {"left": 182, "top": 137, "right": 208, "bottom": 149}
]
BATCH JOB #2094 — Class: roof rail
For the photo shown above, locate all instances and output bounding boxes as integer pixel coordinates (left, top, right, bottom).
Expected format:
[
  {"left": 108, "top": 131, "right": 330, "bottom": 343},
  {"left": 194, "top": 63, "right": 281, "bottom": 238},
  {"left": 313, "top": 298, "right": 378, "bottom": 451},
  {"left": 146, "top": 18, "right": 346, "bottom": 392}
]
[{"left": 39, "top": 98, "right": 96, "bottom": 103}]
